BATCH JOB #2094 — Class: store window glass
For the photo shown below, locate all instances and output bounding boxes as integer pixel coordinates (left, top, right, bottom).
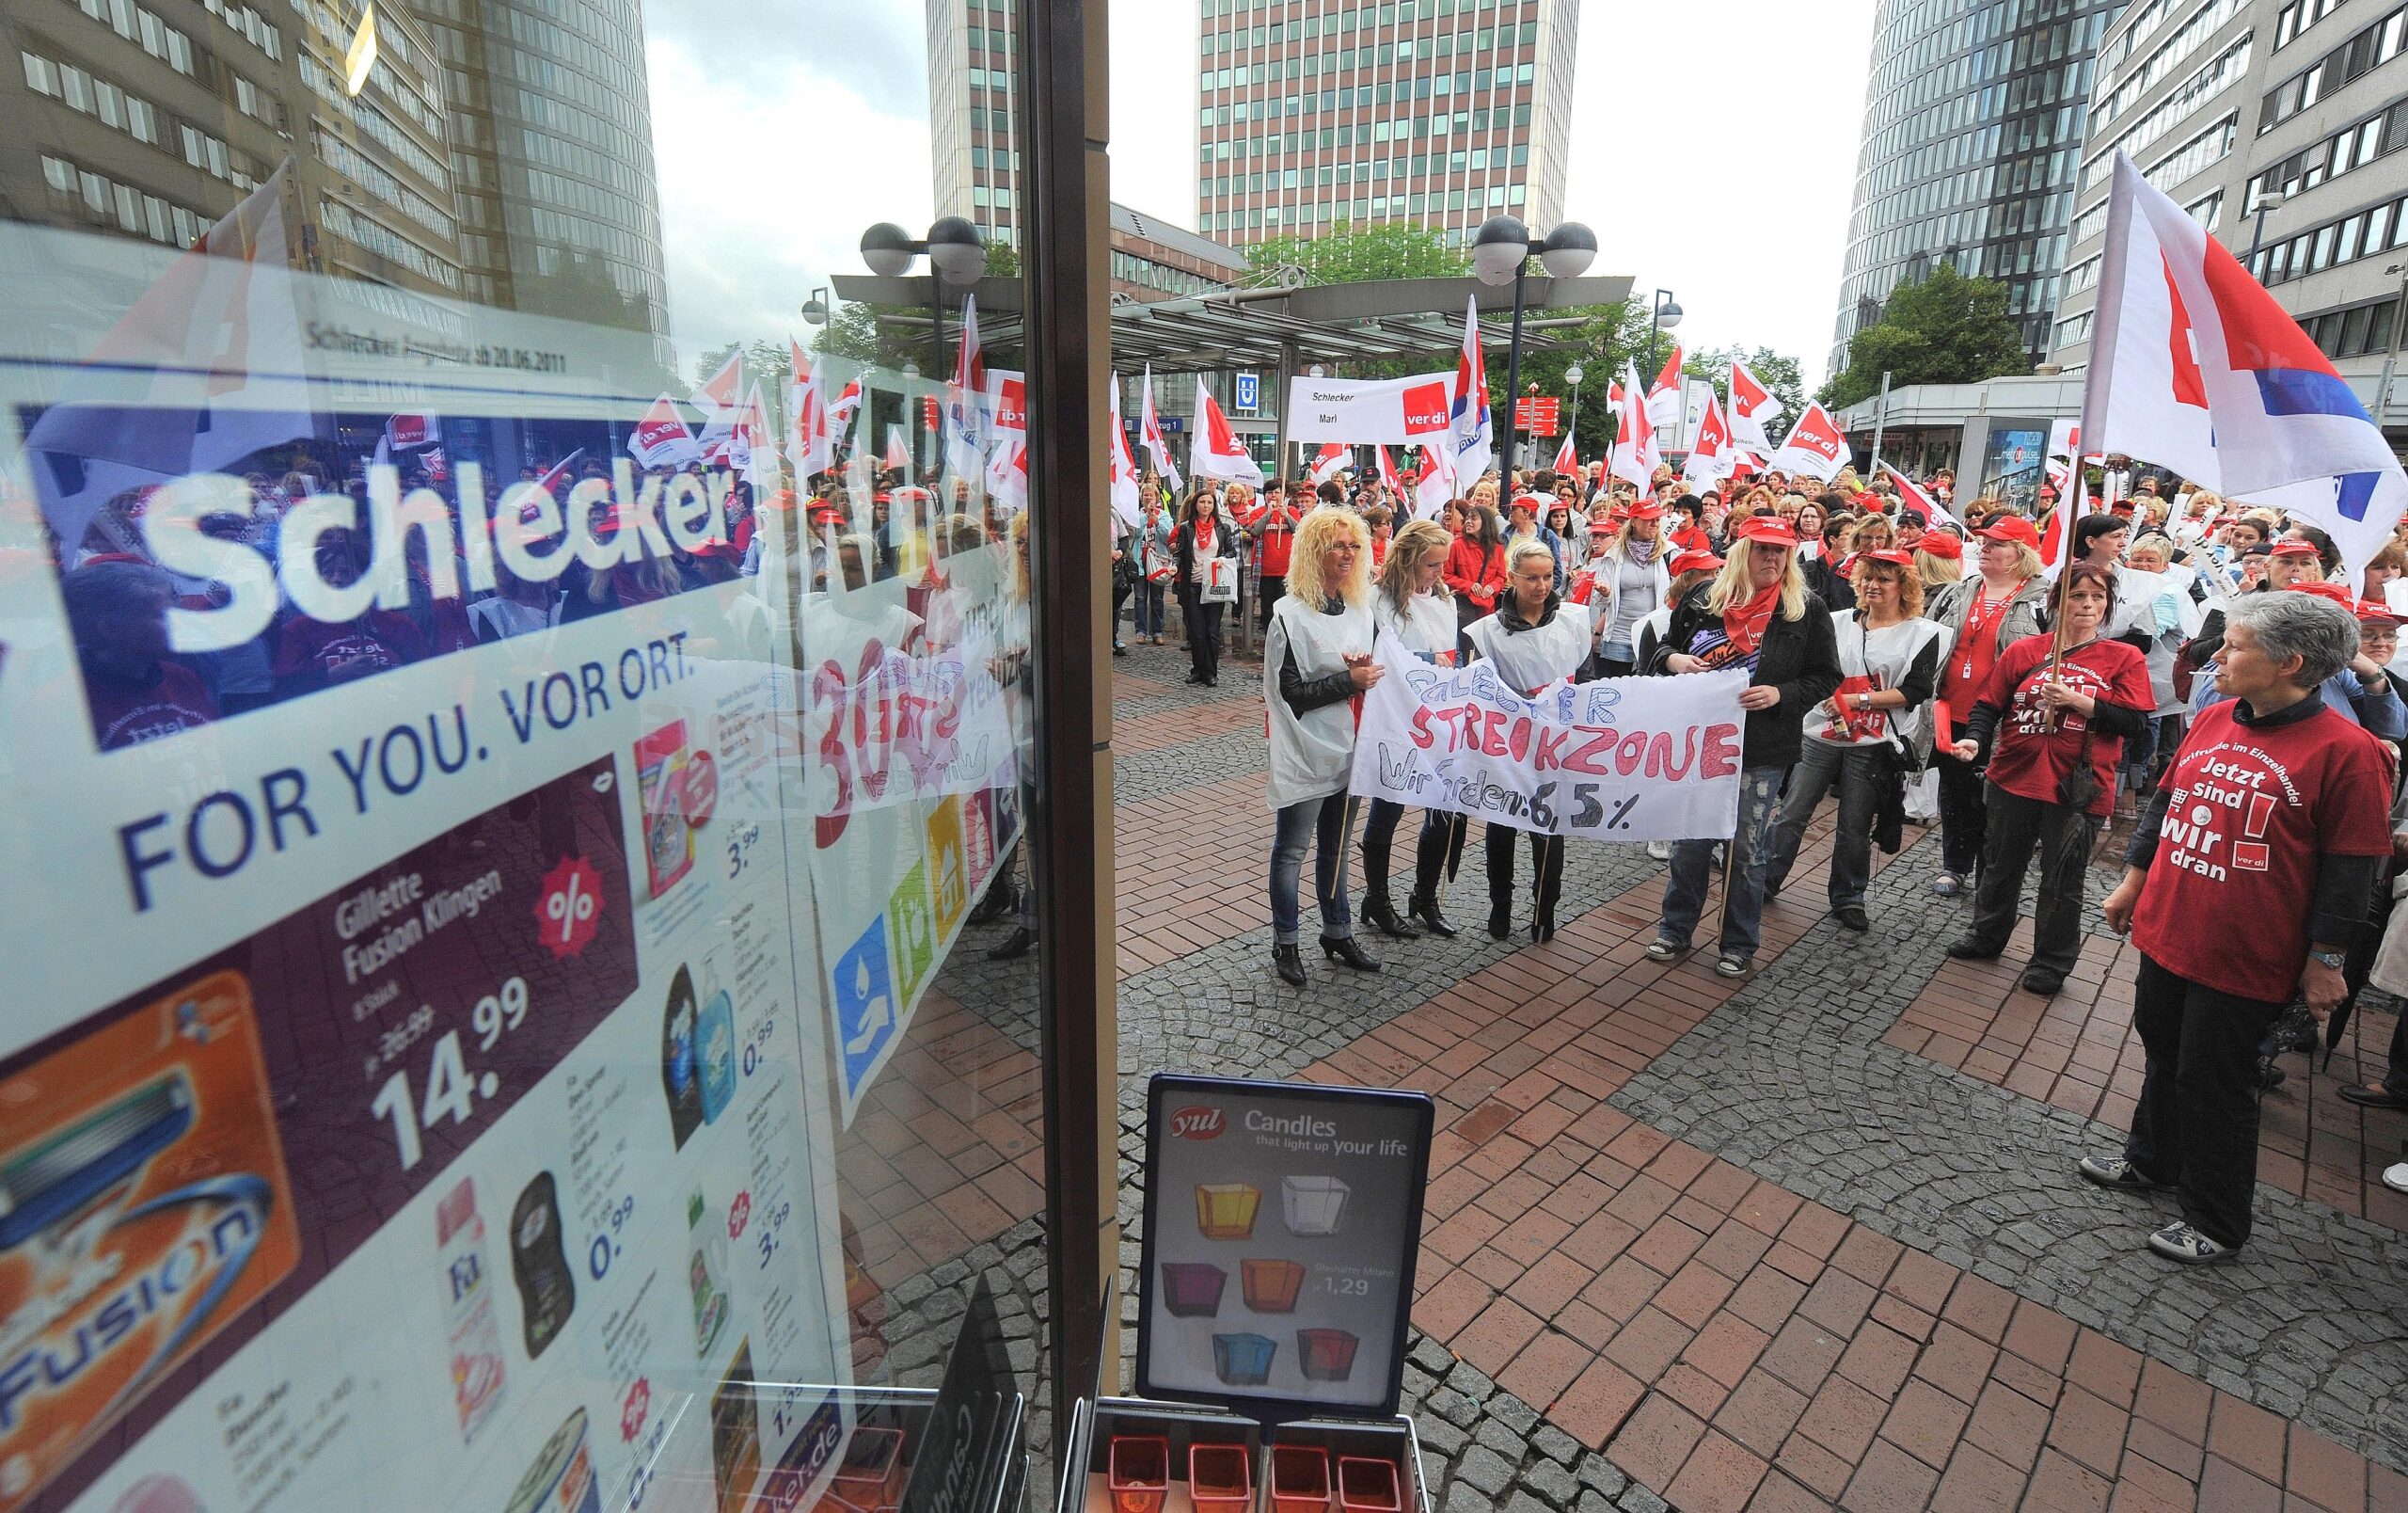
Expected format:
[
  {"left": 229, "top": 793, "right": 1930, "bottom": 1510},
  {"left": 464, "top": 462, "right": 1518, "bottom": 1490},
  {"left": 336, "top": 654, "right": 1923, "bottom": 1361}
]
[{"left": 0, "top": 0, "right": 1052, "bottom": 1508}]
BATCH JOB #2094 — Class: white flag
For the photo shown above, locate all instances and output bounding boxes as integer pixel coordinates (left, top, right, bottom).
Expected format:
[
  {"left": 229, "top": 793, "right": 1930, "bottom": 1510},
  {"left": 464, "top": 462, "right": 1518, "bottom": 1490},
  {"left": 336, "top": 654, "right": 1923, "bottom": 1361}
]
[{"left": 1139, "top": 364, "right": 1183, "bottom": 491}]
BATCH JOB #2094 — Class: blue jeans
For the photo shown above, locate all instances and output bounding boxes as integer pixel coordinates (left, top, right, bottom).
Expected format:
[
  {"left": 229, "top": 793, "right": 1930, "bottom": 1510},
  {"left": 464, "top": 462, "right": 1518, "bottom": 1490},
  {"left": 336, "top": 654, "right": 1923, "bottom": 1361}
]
[
  {"left": 1270, "top": 791, "right": 1357, "bottom": 946},
  {"left": 1657, "top": 765, "right": 1785, "bottom": 961},
  {"left": 1136, "top": 581, "right": 1167, "bottom": 636}
]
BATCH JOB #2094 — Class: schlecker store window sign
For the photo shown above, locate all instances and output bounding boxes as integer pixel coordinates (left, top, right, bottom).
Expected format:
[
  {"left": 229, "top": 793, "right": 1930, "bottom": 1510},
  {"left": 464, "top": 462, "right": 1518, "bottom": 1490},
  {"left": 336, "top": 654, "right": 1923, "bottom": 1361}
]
[
  {"left": 1056, "top": 1075, "right": 1436, "bottom": 1513},
  {"left": 0, "top": 208, "right": 1030, "bottom": 1511}
]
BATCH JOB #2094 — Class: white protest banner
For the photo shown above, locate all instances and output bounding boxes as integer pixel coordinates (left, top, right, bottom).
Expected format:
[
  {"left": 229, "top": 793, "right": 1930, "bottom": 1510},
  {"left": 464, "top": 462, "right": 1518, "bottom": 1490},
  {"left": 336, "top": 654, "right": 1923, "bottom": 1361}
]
[
  {"left": 1348, "top": 633, "right": 1749, "bottom": 841},
  {"left": 1285, "top": 371, "right": 1458, "bottom": 443}
]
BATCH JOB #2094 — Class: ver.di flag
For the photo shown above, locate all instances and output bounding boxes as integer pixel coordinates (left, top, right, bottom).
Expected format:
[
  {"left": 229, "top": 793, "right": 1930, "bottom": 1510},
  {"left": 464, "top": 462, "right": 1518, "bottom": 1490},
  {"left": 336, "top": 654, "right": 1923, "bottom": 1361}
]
[
  {"left": 1644, "top": 342, "right": 1686, "bottom": 429},
  {"left": 1191, "top": 377, "right": 1264, "bottom": 486},
  {"left": 1139, "top": 363, "right": 1182, "bottom": 491},
  {"left": 2081, "top": 149, "right": 2408, "bottom": 577},
  {"left": 1767, "top": 401, "right": 1851, "bottom": 482},
  {"left": 1609, "top": 362, "right": 1661, "bottom": 488},
  {"left": 1109, "top": 376, "right": 1142, "bottom": 528},
  {"left": 1727, "top": 359, "right": 1783, "bottom": 454},
  {"left": 1348, "top": 632, "right": 1749, "bottom": 841}
]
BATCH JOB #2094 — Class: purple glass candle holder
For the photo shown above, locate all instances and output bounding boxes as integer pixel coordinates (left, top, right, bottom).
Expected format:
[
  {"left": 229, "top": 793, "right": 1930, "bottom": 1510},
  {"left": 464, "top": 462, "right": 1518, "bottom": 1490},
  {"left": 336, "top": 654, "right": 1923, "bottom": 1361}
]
[{"left": 1159, "top": 1262, "right": 1228, "bottom": 1318}]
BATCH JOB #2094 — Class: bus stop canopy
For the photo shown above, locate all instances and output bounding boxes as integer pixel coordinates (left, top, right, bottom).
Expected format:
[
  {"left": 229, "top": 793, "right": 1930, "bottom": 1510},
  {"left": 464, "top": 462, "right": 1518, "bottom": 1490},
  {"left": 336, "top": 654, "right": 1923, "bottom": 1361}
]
[{"left": 828, "top": 272, "right": 1636, "bottom": 374}]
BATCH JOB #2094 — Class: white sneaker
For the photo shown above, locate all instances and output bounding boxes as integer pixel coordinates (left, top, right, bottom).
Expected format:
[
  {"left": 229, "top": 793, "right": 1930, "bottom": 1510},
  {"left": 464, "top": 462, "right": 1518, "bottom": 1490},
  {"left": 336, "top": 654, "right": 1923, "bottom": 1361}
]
[
  {"left": 2147, "top": 1220, "right": 2237, "bottom": 1266},
  {"left": 2384, "top": 1162, "right": 2408, "bottom": 1195},
  {"left": 1647, "top": 840, "right": 1670, "bottom": 861}
]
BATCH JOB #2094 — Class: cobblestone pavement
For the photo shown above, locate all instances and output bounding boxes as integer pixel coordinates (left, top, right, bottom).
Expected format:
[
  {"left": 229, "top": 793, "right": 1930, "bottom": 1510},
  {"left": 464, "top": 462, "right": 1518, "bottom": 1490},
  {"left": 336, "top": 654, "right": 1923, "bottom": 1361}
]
[{"left": 1101, "top": 642, "right": 2408, "bottom": 1511}]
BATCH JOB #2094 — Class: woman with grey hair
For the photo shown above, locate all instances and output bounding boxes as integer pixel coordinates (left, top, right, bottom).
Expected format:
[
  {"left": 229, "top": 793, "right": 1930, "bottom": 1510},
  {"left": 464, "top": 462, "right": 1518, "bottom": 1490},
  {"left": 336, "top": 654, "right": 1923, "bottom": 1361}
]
[{"left": 2092, "top": 592, "right": 2397, "bottom": 1264}]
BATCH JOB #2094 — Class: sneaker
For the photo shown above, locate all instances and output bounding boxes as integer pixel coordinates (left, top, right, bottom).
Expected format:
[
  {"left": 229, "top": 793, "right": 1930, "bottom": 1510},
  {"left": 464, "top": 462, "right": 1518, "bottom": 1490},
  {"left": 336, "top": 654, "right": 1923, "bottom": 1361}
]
[
  {"left": 1930, "top": 872, "right": 1962, "bottom": 898},
  {"left": 2384, "top": 1161, "right": 2408, "bottom": 1195},
  {"left": 1715, "top": 954, "right": 1751, "bottom": 979},
  {"left": 2021, "top": 967, "right": 2066, "bottom": 996},
  {"left": 2078, "top": 1154, "right": 2170, "bottom": 1194},
  {"left": 1644, "top": 937, "right": 1686, "bottom": 962},
  {"left": 1647, "top": 840, "right": 1671, "bottom": 861},
  {"left": 1833, "top": 904, "right": 1870, "bottom": 932},
  {"left": 2147, "top": 1220, "right": 2237, "bottom": 1266}
]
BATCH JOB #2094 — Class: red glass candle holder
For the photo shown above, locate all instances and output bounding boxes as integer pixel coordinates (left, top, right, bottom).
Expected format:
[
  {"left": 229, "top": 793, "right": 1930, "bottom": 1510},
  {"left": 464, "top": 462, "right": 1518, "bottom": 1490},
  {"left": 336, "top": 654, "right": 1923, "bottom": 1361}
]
[
  {"left": 831, "top": 1425, "right": 905, "bottom": 1510},
  {"left": 1107, "top": 1435, "right": 1169, "bottom": 1513},
  {"left": 1337, "top": 1456, "right": 1402, "bottom": 1513},
  {"left": 1188, "top": 1442, "right": 1252, "bottom": 1513},
  {"left": 1241, "top": 1257, "right": 1307, "bottom": 1312},
  {"left": 1269, "top": 1443, "right": 1331, "bottom": 1513},
  {"left": 1296, "top": 1328, "right": 1360, "bottom": 1381}
]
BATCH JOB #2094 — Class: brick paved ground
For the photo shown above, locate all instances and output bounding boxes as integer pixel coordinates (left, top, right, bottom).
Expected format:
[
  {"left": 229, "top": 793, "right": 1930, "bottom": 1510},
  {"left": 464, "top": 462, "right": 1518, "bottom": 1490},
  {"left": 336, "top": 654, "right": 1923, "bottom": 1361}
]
[{"left": 1100, "top": 640, "right": 2408, "bottom": 1512}]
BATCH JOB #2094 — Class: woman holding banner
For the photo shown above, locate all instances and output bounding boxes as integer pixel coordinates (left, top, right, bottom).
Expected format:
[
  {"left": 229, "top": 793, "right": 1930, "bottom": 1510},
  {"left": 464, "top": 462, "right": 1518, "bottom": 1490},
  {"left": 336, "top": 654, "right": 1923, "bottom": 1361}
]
[
  {"left": 1646, "top": 517, "right": 1844, "bottom": 978},
  {"left": 1761, "top": 550, "right": 1951, "bottom": 932},
  {"left": 1944, "top": 563, "right": 2154, "bottom": 996},
  {"left": 1172, "top": 485, "right": 1239, "bottom": 687},
  {"left": 1466, "top": 539, "right": 1601, "bottom": 943},
  {"left": 1263, "top": 509, "right": 1386, "bottom": 987},
  {"left": 1359, "top": 519, "right": 1461, "bottom": 940}
]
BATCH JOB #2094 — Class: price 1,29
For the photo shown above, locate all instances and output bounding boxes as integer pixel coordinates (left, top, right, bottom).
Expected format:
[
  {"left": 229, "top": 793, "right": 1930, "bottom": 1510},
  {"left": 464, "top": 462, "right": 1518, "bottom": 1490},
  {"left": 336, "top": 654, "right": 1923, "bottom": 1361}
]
[{"left": 369, "top": 977, "right": 531, "bottom": 1171}]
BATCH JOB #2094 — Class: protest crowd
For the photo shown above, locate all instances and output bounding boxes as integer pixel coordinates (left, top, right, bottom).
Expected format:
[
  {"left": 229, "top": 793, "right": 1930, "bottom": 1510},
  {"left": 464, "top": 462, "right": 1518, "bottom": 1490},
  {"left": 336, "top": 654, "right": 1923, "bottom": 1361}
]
[{"left": 1119, "top": 441, "right": 2408, "bottom": 1270}]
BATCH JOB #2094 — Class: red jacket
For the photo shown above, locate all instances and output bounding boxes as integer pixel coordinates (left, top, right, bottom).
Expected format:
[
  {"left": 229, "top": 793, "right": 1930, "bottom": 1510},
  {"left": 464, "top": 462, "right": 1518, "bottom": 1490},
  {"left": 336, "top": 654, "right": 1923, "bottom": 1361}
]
[
  {"left": 1444, "top": 538, "right": 1506, "bottom": 612},
  {"left": 1244, "top": 503, "right": 1298, "bottom": 578}
]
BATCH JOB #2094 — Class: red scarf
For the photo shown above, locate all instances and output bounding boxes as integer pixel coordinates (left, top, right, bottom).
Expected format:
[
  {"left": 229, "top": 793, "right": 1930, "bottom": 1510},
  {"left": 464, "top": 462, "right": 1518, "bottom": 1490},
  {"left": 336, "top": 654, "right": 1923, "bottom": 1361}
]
[{"left": 1721, "top": 582, "right": 1782, "bottom": 658}]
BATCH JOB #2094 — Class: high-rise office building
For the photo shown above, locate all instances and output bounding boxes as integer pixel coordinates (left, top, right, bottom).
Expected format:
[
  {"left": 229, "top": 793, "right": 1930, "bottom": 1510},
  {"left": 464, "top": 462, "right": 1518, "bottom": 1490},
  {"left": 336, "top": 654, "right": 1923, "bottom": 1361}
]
[
  {"left": 1829, "top": 0, "right": 2122, "bottom": 374},
  {"left": 927, "top": 0, "right": 1025, "bottom": 247},
  {"left": 2049, "top": 0, "right": 2408, "bottom": 419},
  {"left": 1194, "top": 0, "right": 1579, "bottom": 248}
]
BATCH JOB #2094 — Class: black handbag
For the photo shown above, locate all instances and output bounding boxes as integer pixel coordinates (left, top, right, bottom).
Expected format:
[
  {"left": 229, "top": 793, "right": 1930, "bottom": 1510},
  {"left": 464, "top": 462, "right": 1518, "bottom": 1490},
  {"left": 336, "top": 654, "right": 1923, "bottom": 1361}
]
[{"left": 2056, "top": 727, "right": 2101, "bottom": 811}]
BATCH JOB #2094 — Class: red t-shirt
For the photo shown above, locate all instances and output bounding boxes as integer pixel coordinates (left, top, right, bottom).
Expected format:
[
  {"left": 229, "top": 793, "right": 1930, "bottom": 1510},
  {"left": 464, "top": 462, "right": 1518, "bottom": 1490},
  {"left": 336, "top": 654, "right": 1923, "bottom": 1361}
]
[
  {"left": 1976, "top": 633, "right": 2154, "bottom": 818},
  {"left": 2134, "top": 700, "right": 2396, "bottom": 1003},
  {"left": 86, "top": 661, "right": 218, "bottom": 750},
  {"left": 1252, "top": 505, "right": 1297, "bottom": 578}
]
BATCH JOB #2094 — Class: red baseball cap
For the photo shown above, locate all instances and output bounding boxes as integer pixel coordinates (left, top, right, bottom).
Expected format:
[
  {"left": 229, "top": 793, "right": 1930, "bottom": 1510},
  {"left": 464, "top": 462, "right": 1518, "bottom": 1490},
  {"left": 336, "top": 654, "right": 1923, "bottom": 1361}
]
[
  {"left": 1976, "top": 517, "right": 2040, "bottom": 548},
  {"left": 1670, "top": 549, "right": 1724, "bottom": 576},
  {"left": 1732, "top": 517, "right": 1799, "bottom": 548},
  {"left": 2270, "top": 538, "right": 2322, "bottom": 558},
  {"left": 2355, "top": 598, "right": 2403, "bottom": 626},
  {"left": 1622, "top": 499, "right": 1664, "bottom": 520},
  {"left": 2290, "top": 580, "right": 2353, "bottom": 604},
  {"left": 1862, "top": 549, "right": 1919, "bottom": 570},
  {"left": 1587, "top": 518, "right": 1617, "bottom": 536},
  {"left": 1917, "top": 531, "right": 1964, "bottom": 560}
]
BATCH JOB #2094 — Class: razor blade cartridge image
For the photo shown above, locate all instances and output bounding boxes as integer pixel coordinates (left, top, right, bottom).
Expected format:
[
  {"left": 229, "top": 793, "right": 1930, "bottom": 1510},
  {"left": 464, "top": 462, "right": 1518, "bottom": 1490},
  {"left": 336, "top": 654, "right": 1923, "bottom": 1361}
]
[{"left": 0, "top": 1075, "right": 193, "bottom": 1252}]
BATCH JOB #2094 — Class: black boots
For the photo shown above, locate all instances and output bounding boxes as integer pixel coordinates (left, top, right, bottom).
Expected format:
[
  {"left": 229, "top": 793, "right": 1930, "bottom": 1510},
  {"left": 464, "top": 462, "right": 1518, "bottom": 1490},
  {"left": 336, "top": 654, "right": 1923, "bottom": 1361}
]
[
  {"left": 1360, "top": 895, "right": 1420, "bottom": 939},
  {"left": 1407, "top": 889, "right": 1458, "bottom": 938},
  {"left": 988, "top": 927, "right": 1035, "bottom": 961},
  {"left": 1271, "top": 943, "right": 1307, "bottom": 985},
  {"left": 1529, "top": 903, "right": 1557, "bottom": 945},
  {"left": 1487, "top": 899, "right": 1513, "bottom": 940},
  {"left": 1320, "top": 935, "right": 1381, "bottom": 971}
]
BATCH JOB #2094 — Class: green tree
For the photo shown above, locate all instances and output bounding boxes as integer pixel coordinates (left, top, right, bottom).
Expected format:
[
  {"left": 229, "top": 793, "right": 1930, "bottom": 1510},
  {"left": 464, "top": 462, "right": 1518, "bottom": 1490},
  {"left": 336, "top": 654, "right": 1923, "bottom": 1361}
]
[
  {"left": 692, "top": 337, "right": 792, "bottom": 399},
  {"left": 1246, "top": 223, "right": 1467, "bottom": 284},
  {"left": 813, "top": 238, "right": 1022, "bottom": 371},
  {"left": 1686, "top": 346, "right": 1806, "bottom": 435},
  {"left": 1819, "top": 264, "right": 2029, "bottom": 410}
]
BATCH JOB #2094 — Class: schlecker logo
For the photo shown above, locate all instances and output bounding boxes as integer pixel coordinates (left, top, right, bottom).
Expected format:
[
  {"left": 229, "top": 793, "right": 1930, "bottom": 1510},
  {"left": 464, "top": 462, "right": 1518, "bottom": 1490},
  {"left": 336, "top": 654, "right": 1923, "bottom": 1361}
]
[
  {"left": 1402, "top": 382, "right": 1450, "bottom": 436},
  {"left": 142, "top": 461, "right": 732, "bottom": 655},
  {"left": 1168, "top": 1107, "right": 1224, "bottom": 1140}
]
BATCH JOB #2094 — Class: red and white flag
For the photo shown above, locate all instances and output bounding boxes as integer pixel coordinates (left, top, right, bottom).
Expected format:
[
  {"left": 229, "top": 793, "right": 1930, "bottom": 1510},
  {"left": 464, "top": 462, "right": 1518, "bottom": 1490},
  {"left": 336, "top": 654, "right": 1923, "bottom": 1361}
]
[
  {"left": 1376, "top": 443, "right": 1402, "bottom": 497},
  {"left": 1412, "top": 442, "right": 1454, "bottom": 520},
  {"left": 1680, "top": 391, "right": 1735, "bottom": 487},
  {"left": 1728, "top": 360, "right": 1783, "bottom": 454},
  {"left": 1609, "top": 363, "right": 1662, "bottom": 488},
  {"left": 1879, "top": 462, "right": 1963, "bottom": 534},
  {"left": 1309, "top": 441, "right": 1351, "bottom": 486},
  {"left": 693, "top": 350, "right": 744, "bottom": 419},
  {"left": 1552, "top": 426, "right": 1577, "bottom": 476},
  {"left": 1644, "top": 343, "right": 1685, "bottom": 428},
  {"left": 883, "top": 422, "right": 912, "bottom": 473},
  {"left": 628, "top": 393, "right": 700, "bottom": 468},
  {"left": 1139, "top": 364, "right": 1182, "bottom": 490},
  {"left": 1767, "top": 401, "right": 1851, "bottom": 482},
  {"left": 2082, "top": 149, "right": 2408, "bottom": 576},
  {"left": 826, "top": 375, "right": 863, "bottom": 432},
  {"left": 2037, "top": 507, "right": 2070, "bottom": 580},
  {"left": 785, "top": 340, "right": 833, "bottom": 477},
  {"left": 1109, "top": 378, "right": 1141, "bottom": 528},
  {"left": 943, "top": 293, "right": 989, "bottom": 483},
  {"left": 1449, "top": 296, "right": 1496, "bottom": 486},
  {"left": 1192, "top": 378, "right": 1264, "bottom": 486}
]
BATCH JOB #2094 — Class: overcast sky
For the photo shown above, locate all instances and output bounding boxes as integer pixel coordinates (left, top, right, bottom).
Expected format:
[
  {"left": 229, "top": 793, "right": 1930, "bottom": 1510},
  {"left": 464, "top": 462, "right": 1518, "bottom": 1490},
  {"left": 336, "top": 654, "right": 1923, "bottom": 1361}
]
[{"left": 652, "top": 0, "right": 1877, "bottom": 389}]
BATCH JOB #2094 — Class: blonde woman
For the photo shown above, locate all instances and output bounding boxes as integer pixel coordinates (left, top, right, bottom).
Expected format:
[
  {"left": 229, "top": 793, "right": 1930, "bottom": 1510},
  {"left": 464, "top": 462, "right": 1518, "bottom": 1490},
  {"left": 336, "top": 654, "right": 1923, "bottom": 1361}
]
[
  {"left": 1361, "top": 519, "right": 1462, "bottom": 938},
  {"left": 1761, "top": 550, "right": 1952, "bottom": 930},
  {"left": 1264, "top": 508, "right": 1384, "bottom": 985},
  {"left": 1913, "top": 528, "right": 1965, "bottom": 591},
  {"left": 1646, "top": 517, "right": 1843, "bottom": 977},
  {"left": 1588, "top": 499, "right": 1673, "bottom": 675}
]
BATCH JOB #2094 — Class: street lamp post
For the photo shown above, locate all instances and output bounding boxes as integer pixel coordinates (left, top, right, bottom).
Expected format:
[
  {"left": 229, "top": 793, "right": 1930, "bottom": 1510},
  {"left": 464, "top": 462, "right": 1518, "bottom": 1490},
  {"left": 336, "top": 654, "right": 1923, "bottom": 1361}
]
[
  {"left": 2245, "top": 190, "right": 2289, "bottom": 268},
  {"left": 2376, "top": 261, "right": 2408, "bottom": 429},
  {"left": 860, "top": 216, "right": 988, "bottom": 378},
  {"left": 799, "top": 284, "right": 833, "bottom": 326},
  {"left": 1471, "top": 215, "right": 1598, "bottom": 486},
  {"left": 1646, "top": 287, "right": 1684, "bottom": 403},
  {"left": 1565, "top": 360, "right": 1585, "bottom": 468}
]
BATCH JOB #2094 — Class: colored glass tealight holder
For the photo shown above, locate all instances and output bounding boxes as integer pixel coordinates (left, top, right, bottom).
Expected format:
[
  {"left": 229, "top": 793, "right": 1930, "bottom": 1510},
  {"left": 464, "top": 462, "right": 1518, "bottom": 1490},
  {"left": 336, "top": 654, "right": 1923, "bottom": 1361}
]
[
  {"left": 1337, "top": 1457, "right": 1403, "bottom": 1513},
  {"left": 1212, "top": 1331, "right": 1277, "bottom": 1386},
  {"left": 1187, "top": 1443, "right": 1252, "bottom": 1513},
  {"left": 1269, "top": 1444, "right": 1332, "bottom": 1513},
  {"left": 1160, "top": 1262, "right": 1228, "bottom": 1318},
  {"left": 831, "top": 1425, "right": 906, "bottom": 1511},
  {"left": 1297, "top": 1328, "right": 1360, "bottom": 1381},
  {"left": 1281, "top": 1175, "right": 1351, "bottom": 1235},
  {"left": 1106, "top": 1436, "right": 1169, "bottom": 1513},
  {"left": 1241, "top": 1257, "right": 1307, "bottom": 1313},
  {"left": 1195, "top": 1183, "right": 1261, "bottom": 1239}
]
